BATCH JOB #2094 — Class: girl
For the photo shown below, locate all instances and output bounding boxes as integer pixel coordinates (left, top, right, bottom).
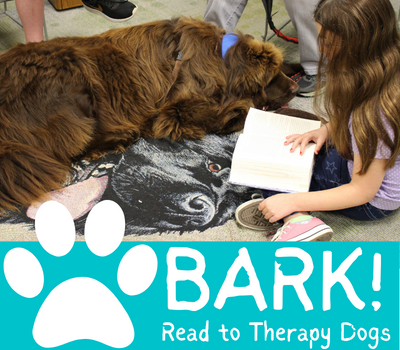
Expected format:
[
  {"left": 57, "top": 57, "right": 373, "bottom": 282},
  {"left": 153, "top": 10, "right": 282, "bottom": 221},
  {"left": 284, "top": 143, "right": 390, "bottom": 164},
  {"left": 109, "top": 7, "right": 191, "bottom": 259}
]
[{"left": 235, "top": 0, "right": 400, "bottom": 241}]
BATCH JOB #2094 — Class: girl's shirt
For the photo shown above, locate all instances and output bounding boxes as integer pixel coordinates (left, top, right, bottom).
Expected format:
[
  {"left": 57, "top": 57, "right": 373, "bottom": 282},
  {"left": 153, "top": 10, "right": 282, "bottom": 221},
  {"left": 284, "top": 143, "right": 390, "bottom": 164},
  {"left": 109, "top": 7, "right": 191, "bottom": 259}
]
[{"left": 348, "top": 115, "right": 400, "bottom": 210}]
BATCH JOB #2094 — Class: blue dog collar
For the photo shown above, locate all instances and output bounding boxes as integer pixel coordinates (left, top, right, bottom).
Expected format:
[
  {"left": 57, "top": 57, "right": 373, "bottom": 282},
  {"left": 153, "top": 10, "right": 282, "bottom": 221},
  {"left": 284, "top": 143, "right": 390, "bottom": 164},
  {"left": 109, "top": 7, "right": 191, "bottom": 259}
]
[{"left": 221, "top": 33, "right": 239, "bottom": 59}]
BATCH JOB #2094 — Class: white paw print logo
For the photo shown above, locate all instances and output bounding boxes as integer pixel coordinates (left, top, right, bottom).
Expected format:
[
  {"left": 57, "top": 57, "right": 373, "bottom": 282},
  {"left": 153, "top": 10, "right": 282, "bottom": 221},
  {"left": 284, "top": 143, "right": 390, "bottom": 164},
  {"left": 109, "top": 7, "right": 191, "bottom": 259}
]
[{"left": 3, "top": 200, "right": 158, "bottom": 348}]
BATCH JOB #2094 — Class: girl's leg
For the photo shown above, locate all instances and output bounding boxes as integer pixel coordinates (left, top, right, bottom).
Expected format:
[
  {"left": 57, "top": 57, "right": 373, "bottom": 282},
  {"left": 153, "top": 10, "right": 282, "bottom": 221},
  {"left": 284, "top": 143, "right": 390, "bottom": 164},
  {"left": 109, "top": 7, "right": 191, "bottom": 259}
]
[
  {"left": 309, "top": 144, "right": 351, "bottom": 192},
  {"left": 310, "top": 145, "right": 393, "bottom": 220},
  {"left": 15, "top": 0, "right": 44, "bottom": 43}
]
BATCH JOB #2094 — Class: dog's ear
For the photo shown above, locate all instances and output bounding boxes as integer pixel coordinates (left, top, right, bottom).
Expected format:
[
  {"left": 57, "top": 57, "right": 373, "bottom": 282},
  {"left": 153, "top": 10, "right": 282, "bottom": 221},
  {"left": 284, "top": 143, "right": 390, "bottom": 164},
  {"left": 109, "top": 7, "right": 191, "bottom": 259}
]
[
  {"left": 224, "top": 35, "right": 283, "bottom": 96},
  {"left": 172, "top": 17, "right": 228, "bottom": 96},
  {"left": 240, "top": 36, "right": 282, "bottom": 70}
]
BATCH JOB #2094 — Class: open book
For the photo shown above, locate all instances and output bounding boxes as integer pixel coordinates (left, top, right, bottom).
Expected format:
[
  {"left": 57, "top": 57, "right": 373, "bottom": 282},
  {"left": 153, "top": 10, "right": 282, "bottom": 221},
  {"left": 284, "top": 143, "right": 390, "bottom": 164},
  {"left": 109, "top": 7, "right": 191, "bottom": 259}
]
[{"left": 229, "top": 107, "right": 322, "bottom": 193}]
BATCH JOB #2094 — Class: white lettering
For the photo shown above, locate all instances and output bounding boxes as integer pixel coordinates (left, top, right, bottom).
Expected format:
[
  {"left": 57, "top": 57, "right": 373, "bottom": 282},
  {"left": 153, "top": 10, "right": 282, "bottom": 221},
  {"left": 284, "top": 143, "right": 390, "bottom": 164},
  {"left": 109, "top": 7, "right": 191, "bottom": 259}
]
[
  {"left": 323, "top": 248, "right": 365, "bottom": 310},
  {"left": 167, "top": 247, "right": 209, "bottom": 311},
  {"left": 274, "top": 248, "right": 314, "bottom": 311},
  {"left": 214, "top": 248, "right": 267, "bottom": 310}
]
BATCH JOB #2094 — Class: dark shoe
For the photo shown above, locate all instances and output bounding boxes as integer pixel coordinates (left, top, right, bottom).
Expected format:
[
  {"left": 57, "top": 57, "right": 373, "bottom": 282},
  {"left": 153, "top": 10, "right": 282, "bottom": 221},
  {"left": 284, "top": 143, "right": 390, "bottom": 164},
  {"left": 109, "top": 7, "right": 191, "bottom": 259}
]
[
  {"left": 297, "top": 74, "right": 317, "bottom": 94},
  {"left": 235, "top": 196, "right": 282, "bottom": 233},
  {"left": 82, "top": 0, "right": 138, "bottom": 22}
]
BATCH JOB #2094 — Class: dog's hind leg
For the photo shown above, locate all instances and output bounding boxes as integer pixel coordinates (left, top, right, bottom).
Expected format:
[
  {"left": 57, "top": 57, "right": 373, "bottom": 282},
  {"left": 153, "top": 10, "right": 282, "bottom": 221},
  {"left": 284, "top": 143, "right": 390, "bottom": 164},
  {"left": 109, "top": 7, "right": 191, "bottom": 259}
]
[
  {"left": 0, "top": 142, "right": 71, "bottom": 214},
  {"left": 0, "top": 94, "right": 97, "bottom": 213},
  {"left": 83, "top": 115, "right": 142, "bottom": 160}
]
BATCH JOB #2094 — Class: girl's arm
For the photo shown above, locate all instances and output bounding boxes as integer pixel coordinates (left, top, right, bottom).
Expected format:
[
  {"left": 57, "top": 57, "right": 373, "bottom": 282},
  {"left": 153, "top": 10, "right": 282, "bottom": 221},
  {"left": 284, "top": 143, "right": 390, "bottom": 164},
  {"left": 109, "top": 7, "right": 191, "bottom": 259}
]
[{"left": 258, "top": 153, "right": 388, "bottom": 222}]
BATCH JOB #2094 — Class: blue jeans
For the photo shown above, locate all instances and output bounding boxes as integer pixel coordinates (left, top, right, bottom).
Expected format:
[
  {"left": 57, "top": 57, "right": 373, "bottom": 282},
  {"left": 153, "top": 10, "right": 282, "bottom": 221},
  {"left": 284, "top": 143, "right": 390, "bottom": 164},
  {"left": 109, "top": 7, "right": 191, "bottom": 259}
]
[{"left": 261, "top": 145, "right": 393, "bottom": 221}]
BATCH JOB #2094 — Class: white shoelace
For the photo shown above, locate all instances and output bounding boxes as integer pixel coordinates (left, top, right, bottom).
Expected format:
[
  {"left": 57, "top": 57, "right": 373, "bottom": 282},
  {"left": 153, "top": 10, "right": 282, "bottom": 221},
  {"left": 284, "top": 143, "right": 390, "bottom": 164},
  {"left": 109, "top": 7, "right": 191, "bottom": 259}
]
[{"left": 271, "top": 222, "right": 291, "bottom": 241}]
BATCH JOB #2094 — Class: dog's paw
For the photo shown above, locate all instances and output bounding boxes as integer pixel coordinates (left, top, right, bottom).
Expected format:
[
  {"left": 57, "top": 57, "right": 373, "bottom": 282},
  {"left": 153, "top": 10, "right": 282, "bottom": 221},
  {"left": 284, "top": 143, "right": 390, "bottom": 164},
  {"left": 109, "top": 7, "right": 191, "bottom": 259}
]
[
  {"left": 4, "top": 200, "right": 158, "bottom": 348},
  {"left": 152, "top": 105, "right": 207, "bottom": 140}
]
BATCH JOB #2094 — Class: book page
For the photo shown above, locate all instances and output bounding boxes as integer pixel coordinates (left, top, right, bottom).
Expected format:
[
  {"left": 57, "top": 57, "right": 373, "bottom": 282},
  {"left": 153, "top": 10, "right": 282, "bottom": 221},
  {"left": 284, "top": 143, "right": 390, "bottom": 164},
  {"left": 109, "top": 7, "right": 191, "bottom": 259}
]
[
  {"left": 232, "top": 134, "right": 316, "bottom": 169},
  {"left": 243, "top": 107, "right": 321, "bottom": 138},
  {"left": 229, "top": 108, "right": 319, "bottom": 192},
  {"left": 229, "top": 167, "right": 313, "bottom": 192}
]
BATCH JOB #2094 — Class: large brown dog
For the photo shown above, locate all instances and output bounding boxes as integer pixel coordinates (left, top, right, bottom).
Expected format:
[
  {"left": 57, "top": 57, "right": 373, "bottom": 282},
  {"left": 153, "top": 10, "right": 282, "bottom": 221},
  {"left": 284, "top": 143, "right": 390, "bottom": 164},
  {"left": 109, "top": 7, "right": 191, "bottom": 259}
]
[{"left": 0, "top": 17, "right": 298, "bottom": 213}]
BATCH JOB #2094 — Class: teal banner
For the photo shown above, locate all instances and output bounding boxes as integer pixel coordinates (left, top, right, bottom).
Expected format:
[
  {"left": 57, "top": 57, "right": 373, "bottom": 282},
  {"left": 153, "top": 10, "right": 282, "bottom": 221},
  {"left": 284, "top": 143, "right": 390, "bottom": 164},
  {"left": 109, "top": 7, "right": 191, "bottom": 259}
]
[{"left": 0, "top": 239, "right": 398, "bottom": 349}]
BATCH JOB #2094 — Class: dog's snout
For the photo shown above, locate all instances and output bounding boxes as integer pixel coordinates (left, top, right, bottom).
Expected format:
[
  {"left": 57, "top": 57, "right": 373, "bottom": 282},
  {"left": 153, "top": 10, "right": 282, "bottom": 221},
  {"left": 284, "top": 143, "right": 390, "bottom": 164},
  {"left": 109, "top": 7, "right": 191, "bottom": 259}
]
[
  {"left": 291, "top": 82, "right": 300, "bottom": 95},
  {"left": 181, "top": 193, "right": 215, "bottom": 226},
  {"left": 189, "top": 196, "right": 209, "bottom": 211}
]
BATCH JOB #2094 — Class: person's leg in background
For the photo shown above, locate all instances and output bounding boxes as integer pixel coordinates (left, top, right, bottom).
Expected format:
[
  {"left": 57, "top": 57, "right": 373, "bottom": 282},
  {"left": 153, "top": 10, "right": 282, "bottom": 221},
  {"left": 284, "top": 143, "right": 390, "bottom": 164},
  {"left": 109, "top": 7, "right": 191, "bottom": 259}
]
[
  {"left": 15, "top": 0, "right": 44, "bottom": 43},
  {"left": 283, "top": 0, "right": 320, "bottom": 93},
  {"left": 203, "top": 0, "right": 248, "bottom": 32}
]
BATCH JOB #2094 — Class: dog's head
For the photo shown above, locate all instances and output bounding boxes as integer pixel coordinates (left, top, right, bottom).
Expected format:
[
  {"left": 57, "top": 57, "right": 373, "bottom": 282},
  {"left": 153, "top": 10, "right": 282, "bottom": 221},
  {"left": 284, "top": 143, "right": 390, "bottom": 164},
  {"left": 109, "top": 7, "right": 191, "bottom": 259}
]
[{"left": 223, "top": 34, "right": 299, "bottom": 110}]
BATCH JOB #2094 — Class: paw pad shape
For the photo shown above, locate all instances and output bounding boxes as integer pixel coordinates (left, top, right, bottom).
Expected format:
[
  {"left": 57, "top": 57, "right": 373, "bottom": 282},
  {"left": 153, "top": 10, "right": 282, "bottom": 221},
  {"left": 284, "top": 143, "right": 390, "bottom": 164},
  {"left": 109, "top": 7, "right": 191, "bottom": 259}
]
[{"left": 3, "top": 200, "right": 158, "bottom": 348}]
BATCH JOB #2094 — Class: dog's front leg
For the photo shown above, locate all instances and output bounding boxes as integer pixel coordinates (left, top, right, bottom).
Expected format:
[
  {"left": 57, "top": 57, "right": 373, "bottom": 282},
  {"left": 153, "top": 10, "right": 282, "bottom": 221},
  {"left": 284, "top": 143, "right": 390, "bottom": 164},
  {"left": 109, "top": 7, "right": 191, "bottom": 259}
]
[
  {"left": 216, "top": 99, "right": 252, "bottom": 135},
  {"left": 150, "top": 97, "right": 219, "bottom": 140}
]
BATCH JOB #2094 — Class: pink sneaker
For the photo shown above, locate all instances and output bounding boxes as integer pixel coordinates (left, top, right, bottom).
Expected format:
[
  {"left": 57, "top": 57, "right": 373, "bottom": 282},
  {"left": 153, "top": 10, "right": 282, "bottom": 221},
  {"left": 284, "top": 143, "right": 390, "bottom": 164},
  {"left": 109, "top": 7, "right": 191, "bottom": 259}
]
[{"left": 271, "top": 216, "right": 333, "bottom": 242}]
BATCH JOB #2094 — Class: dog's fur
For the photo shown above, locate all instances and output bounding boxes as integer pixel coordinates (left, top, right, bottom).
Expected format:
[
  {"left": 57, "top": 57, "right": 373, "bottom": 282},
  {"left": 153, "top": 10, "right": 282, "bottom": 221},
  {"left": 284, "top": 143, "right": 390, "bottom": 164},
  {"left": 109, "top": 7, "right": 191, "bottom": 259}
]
[{"left": 0, "top": 17, "right": 298, "bottom": 213}]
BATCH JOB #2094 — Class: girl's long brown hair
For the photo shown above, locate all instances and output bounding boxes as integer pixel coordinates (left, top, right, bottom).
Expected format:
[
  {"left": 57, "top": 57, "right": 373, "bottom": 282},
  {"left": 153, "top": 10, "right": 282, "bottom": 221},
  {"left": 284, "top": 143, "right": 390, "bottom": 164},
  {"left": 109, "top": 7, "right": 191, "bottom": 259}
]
[{"left": 314, "top": 0, "right": 400, "bottom": 174}]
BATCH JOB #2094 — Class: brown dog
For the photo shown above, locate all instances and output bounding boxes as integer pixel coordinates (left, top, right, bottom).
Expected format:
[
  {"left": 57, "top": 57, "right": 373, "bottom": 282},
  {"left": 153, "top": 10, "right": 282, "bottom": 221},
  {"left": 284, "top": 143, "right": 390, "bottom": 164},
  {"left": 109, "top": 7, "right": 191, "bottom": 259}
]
[{"left": 0, "top": 17, "right": 298, "bottom": 213}]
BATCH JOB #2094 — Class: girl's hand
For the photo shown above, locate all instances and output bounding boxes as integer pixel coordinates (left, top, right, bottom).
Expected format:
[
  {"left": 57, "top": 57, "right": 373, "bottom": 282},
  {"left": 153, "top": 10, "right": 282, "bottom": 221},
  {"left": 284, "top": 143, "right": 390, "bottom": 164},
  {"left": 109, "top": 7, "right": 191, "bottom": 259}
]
[
  {"left": 258, "top": 193, "right": 298, "bottom": 222},
  {"left": 284, "top": 124, "right": 329, "bottom": 155}
]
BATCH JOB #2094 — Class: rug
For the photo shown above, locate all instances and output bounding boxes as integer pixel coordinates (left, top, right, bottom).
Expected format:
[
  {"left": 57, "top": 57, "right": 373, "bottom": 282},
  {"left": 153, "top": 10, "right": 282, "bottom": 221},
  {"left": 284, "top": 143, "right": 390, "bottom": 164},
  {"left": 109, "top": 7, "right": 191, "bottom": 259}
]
[
  {"left": 0, "top": 132, "right": 268, "bottom": 240},
  {"left": 2, "top": 100, "right": 400, "bottom": 243}
]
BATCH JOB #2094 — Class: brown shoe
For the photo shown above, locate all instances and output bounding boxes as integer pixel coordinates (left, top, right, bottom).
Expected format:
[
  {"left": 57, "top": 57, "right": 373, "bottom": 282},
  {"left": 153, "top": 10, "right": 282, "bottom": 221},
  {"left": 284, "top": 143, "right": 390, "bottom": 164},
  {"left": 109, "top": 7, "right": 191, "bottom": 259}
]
[{"left": 235, "top": 197, "right": 282, "bottom": 232}]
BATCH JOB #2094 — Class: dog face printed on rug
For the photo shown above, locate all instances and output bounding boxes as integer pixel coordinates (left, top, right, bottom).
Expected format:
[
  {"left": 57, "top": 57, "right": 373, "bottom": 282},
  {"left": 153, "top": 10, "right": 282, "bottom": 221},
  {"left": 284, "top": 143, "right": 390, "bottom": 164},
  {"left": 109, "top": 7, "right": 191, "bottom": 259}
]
[
  {"left": 110, "top": 134, "right": 255, "bottom": 234},
  {"left": 0, "top": 134, "right": 258, "bottom": 235}
]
